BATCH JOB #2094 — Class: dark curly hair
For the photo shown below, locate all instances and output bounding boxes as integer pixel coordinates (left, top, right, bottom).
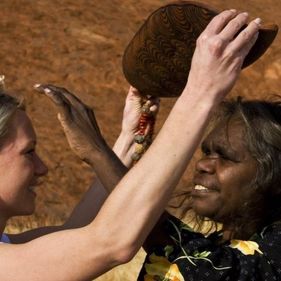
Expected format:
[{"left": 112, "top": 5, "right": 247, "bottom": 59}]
[
  {"left": 176, "top": 97, "right": 281, "bottom": 239},
  {"left": 216, "top": 97, "right": 281, "bottom": 238}
]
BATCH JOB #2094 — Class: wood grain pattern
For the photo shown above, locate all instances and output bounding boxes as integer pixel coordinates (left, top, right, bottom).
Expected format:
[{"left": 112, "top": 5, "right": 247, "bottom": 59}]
[{"left": 123, "top": 1, "right": 278, "bottom": 97}]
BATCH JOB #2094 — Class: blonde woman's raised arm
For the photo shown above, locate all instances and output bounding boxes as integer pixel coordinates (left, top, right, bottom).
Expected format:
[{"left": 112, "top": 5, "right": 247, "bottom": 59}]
[{"left": 0, "top": 11, "right": 260, "bottom": 281}]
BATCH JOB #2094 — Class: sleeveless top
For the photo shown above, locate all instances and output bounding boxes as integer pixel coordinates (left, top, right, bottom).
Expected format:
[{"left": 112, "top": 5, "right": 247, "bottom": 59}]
[{"left": 0, "top": 233, "right": 10, "bottom": 243}]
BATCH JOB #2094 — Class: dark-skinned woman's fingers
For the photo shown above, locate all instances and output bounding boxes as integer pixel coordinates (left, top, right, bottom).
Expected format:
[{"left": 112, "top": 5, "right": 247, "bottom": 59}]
[
  {"left": 44, "top": 84, "right": 84, "bottom": 107},
  {"left": 86, "top": 107, "right": 101, "bottom": 133},
  {"left": 34, "top": 84, "right": 70, "bottom": 106},
  {"left": 44, "top": 84, "right": 96, "bottom": 126},
  {"left": 34, "top": 84, "right": 73, "bottom": 123},
  {"left": 35, "top": 83, "right": 101, "bottom": 138},
  {"left": 40, "top": 84, "right": 84, "bottom": 109},
  {"left": 36, "top": 84, "right": 85, "bottom": 114}
]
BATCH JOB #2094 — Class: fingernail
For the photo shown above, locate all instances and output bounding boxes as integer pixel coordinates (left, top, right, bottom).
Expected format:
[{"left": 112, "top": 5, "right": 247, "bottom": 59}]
[
  {"left": 34, "top": 83, "right": 41, "bottom": 88},
  {"left": 230, "top": 9, "right": 236, "bottom": 13},
  {"left": 254, "top": 18, "right": 262, "bottom": 25},
  {"left": 242, "top": 12, "right": 249, "bottom": 17}
]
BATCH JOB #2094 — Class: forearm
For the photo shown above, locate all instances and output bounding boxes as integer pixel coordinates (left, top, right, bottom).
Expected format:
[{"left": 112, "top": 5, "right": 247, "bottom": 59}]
[
  {"left": 82, "top": 122, "right": 135, "bottom": 192},
  {"left": 1, "top": 89, "right": 216, "bottom": 279},
  {"left": 64, "top": 133, "right": 133, "bottom": 228},
  {"left": 112, "top": 130, "right": 135, "bottom": 168},
  {"left": 65, "top": 127, "right": 136, "bottom": 225},
  {"left": 89, "top": 88, "right": 220, "bottom": 258},
  {"left": 63, "top": 177, "right": 108, "bottom": 228},
  {"left": 84, "top": 140, "right": 127, "bottom": 190},
  {"left": 0, "top": 92, "right": 215, "bottom": 281},
  {"left": 10, "top": 135, "right": 132, "bottom": 243},
  {"left": 1, "top": 226, "right": 124, "bottom": 281}
]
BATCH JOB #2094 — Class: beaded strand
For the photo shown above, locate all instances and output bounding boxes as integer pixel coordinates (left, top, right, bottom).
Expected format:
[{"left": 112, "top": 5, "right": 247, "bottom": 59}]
[{"left": 131, "top": 96, "right": 156, "bottom": 163}]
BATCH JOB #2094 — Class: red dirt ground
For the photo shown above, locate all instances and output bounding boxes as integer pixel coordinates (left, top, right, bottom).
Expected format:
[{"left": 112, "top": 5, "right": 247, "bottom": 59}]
[{"left": 1, "top": 0, "right": 281, "bottom": 232}]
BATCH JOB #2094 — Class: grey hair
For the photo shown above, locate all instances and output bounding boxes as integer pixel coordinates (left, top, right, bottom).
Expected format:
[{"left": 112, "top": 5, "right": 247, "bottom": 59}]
[
  {"left": 180, "top": 97, "right": 281, "bottom": 238},
  {"left": 0, "top": 91, "right": 24, "bottom": 142},
  {"left": 216, "top": 97, "right": 281, "bottom": 236},
  {"left": 219, "top": 97, "right": 281, "bottom": 195}
]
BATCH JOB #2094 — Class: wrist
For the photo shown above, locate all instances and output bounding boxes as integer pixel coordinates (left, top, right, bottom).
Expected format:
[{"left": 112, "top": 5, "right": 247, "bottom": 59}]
[
  {"left": 113, "top": 131, "right": 135, "bottom": 168},
  {"left": 182, "top": 83, "right": 223, "bottom": 109},
  {"left": 81, "top": 138, "right": 110, "bottom": 167}
]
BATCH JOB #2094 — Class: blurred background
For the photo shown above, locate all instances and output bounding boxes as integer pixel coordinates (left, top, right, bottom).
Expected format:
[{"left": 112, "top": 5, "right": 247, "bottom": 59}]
[{"left": 1, "top": 0, "right": 280, "bottom": 280}]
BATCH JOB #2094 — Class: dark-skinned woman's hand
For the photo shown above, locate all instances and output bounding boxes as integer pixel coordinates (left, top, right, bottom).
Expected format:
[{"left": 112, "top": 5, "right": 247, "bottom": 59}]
[{"left": 34, "top": 84, "right": 108, "bottom": 165}]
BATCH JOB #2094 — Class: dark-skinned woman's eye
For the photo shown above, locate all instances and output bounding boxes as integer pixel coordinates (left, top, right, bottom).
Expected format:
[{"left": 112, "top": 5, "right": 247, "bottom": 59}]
[
  {"left": 221, "top": 154, "right": 230, "bottom": 161},
  {"left": 217, "top": 149, "right": 231, "bottom": 161},
  {"left": 201, "top": 146, "right": 210, "bottom": 156},
  {"left": 25, "top": 149, "right": 35, "bottom": 157}
]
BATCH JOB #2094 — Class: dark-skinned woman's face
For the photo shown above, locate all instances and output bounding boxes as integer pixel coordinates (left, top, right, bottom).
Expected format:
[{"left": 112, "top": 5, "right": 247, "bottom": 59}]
[{"left": 192, "top": 118, "right": 258, "bottom": 223}]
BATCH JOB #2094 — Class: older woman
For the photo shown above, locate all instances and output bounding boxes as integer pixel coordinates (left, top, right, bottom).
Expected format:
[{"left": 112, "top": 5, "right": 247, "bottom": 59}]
[
  {"left": 0, "top": 10, "right": 259, "bottom": 281},
  {"left": 137, "top": 98, "right": 281, "bottom": 280}
]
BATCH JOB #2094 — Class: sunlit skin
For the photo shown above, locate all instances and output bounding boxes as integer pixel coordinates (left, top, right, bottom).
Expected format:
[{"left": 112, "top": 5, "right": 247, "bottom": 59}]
[
  {"left": 0, "top": 110, "right": 48, "bottom": 223},
  {"left": 192, "top": 118, "right": 258, "bottom": 230}
]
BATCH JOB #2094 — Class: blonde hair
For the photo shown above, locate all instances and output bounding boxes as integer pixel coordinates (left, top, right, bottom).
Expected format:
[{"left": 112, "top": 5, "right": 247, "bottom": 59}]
[{"left": 0, "top": 91, "right": 24, "bottom": 142}]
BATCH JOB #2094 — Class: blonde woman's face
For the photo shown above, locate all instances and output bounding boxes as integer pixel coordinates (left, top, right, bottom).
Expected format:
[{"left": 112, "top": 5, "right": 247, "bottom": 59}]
[{"left": 0, "top": 110, "right": 48, "bottom": 218}]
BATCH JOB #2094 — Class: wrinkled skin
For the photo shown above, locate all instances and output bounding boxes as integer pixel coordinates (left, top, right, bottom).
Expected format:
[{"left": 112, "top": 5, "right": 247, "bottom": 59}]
[
  {"left": 35, "top": 84, "right": 107, "bottom": 162},
  {"left": 35, "top": 84, "right": 160, "bottom": 190},
  {"left": 192, "top": 118, "right": 258, "bottom": 225},
  {"left": 35, "top": 84, "right": 128, "bottom": 189}
]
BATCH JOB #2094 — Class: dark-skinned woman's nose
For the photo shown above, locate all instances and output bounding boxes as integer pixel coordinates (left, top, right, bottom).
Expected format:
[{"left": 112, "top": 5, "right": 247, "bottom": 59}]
[{"left": 195, "top": 157, "right": 216, "bottom": 174}]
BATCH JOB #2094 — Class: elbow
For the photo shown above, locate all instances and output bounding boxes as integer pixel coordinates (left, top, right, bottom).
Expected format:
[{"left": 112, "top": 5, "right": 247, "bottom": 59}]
[
  {"left": 111, "top": 241, "right": 140, "bottom": 265},
  {"left": 122, "top": 247, "right": 140, "bottom": 264}
]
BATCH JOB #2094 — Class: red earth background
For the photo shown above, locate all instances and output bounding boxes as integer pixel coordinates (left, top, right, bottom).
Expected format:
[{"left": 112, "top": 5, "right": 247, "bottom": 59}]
[{"left": 1, "top": 0, "right": 281, "bottom": 279}]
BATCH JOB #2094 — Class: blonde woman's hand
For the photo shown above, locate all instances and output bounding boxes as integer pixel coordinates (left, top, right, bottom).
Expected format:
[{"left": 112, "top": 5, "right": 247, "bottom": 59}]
[{"left": 186, "top": 10, "right": 261, "bottom": 101}]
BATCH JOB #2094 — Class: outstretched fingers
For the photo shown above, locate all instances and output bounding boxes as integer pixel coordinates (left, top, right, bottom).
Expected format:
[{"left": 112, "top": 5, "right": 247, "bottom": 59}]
[
  {"left": 34, "top": 84, "right": 94, "bottom": 125},
  {"left": 203, "top": 9, "right": 238, "bottom": 35},
  {"left": 34, "top": 84, "right": 72, "bottom": 123},
  {"left": 45, "top": 84, "right": 85, "bottom": 111},
  {"left": 219, "top": 12, "right": 249, "bottom": 40},
  {"left": 35, "top": 83, "right": 106, "bottom": 162},
  {"left": 85, "top": 106, "right": 102, "bottom": 136},
  {"left": 228, "top": 18, "right": 261, "bottom": 58},
  {"left": 36, "top": 84, "right": 83, "bottom": 109}
]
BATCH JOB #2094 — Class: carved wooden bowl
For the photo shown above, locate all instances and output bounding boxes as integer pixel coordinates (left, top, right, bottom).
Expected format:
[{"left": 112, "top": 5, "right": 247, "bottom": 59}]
[{"left": 123, "top": 1, "right": 278, "bottom": 97}]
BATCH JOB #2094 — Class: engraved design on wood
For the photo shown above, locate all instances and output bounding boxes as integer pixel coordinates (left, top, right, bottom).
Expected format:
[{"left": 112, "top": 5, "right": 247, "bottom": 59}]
[{"left": 123, "top": 2, "right": 278, "bottom": 98}]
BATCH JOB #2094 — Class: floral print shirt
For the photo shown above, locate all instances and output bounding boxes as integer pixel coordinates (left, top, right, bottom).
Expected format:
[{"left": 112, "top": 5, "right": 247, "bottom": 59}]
[{"left": 137, "top": 215, "right": 281, "bottom": 281}]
